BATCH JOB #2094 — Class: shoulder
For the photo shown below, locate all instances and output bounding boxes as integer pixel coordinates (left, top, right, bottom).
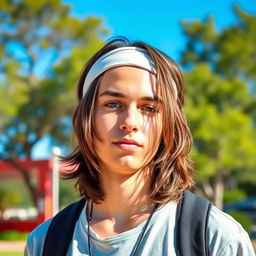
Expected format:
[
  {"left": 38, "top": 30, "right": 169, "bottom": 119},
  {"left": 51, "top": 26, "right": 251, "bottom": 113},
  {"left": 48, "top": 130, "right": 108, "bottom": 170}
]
[
  {"left": 208, "top": 205, "right": 255, "bottom": 256},
  {"left": 25, "top": 199, "right": 86, "bottom": 256},
  {"left": 24, "top": 218, "right": 53, "bottom": 256}
]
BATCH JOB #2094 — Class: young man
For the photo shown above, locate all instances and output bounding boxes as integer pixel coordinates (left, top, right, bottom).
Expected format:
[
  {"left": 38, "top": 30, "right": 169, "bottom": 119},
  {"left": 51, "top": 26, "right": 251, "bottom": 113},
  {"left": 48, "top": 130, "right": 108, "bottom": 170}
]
[{"left": 25, "top": 38, "right": 255, "bottom": 255}]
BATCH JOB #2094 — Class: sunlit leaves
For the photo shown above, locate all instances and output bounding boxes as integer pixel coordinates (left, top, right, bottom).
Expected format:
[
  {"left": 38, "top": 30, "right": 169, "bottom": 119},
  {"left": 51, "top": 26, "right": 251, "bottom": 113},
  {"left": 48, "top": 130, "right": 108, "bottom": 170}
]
[
  {"left": 181, "top": 6, "right": 256, "bottom": 205},
  {"left": 0, "top": 0, "right": 108, "bottom": 159}
]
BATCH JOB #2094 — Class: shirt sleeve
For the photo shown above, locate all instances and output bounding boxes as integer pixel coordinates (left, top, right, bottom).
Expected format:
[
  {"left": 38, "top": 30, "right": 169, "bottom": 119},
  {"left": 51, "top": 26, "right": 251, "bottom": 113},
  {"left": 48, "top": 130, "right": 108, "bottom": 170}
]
[
  {"left": 208, "top": 205, "right": 255, "bottom": 256},
  {"left": 24, "top": 218, "right": 52, "bottom": 256},
  {"left": 219, "top": 231, "right": 255, "bottom": 256}
]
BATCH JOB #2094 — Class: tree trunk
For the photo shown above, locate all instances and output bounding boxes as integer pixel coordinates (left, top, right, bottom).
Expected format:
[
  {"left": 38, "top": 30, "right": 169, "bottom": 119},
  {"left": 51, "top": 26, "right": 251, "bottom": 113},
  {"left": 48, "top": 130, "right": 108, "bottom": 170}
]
[
  {"left": 4, "top": 158, "right": 37, "bottom": 207},
  {"left": 201, "top": 181, "right": 214, "bottom": 202},
  {"left": 213, "top": 170, "right": 225, "bottom": 209}
]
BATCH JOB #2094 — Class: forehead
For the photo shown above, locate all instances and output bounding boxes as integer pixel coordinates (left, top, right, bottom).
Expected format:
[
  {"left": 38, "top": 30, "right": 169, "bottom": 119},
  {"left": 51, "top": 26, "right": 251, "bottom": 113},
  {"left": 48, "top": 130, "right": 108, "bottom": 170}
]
[{"left": 97, "top": 66, "right": 157, "bottom": 97}]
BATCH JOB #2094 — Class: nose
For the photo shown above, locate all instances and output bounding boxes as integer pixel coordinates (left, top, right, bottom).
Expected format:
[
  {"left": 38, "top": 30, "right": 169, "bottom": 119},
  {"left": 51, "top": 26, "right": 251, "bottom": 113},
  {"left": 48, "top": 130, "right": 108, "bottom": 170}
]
[{"left": 119, "top": 105, "right": 139, "bottom": 132}]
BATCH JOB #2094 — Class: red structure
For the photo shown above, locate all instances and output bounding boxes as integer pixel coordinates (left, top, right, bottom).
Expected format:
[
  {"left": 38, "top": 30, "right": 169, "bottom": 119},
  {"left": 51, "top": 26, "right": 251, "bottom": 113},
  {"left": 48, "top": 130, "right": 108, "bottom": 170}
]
[{"left": 0, "top": 159, "right": 54, "bottom": 232}]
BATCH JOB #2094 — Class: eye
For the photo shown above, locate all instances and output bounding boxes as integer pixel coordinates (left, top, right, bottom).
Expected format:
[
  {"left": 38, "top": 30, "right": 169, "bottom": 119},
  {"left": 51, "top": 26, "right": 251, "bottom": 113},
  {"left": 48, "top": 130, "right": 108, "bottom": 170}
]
[
  {"left": 105, "top": 102, "right": 122, "bottom": 109},
  {"left": 141, "top": 106, "right": 158, "bottom": 113}
]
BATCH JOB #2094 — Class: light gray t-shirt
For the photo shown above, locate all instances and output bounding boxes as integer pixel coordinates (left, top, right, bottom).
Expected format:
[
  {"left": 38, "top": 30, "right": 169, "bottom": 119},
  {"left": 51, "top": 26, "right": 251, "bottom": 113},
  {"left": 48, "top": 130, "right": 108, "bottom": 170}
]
[{"left": 24, "top": 201, "right": 255, "bottom": 256}]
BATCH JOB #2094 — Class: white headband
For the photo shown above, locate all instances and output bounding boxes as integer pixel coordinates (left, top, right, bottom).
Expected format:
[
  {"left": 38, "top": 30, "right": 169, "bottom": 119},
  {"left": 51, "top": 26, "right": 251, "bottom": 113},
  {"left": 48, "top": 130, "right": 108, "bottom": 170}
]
[{"left": 82, "top": 46, "right": 178, "bottom": 99}]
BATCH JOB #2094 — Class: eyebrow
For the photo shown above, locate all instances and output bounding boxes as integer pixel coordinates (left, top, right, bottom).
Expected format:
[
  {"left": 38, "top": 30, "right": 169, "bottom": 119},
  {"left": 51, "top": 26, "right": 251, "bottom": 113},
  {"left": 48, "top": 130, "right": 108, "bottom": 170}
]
[{"left": 99, "top": 90, "right": 163, "bottom": 103}]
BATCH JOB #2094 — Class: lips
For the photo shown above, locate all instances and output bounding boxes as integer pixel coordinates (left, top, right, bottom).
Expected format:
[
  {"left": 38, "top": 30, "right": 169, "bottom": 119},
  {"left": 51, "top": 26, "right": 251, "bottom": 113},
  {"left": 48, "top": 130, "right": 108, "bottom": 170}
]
[
  {"left": 112, "top": 138, "right": 142, "bottom": 151},
  {"left": 113, "top": 139, "right": 142, "bottom": 147}
]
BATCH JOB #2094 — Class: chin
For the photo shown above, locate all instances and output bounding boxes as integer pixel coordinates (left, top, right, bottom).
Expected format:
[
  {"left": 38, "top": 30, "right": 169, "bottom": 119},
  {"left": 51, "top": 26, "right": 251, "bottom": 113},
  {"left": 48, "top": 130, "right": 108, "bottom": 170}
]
[
  {"left": 117, "top": 157, "right": 143, "bottom": 170},
  {"left": 110, "top": 160, "right": 143, "bottom": 176},
  {"left": 99, "top": 156, "right": 145, "bottom": 175}
]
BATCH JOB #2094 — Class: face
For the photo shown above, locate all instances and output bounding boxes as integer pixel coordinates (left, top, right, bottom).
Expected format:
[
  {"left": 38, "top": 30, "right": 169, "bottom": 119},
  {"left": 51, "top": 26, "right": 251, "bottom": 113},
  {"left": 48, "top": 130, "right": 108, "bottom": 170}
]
[{"left": 93, "top": 66, "right": 163, "bottom": 176}]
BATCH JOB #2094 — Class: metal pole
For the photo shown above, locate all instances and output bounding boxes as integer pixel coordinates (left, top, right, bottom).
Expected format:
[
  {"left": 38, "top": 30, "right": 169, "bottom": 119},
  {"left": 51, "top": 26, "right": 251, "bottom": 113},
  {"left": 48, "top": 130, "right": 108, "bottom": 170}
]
[{"left": 52, "top": 147, "right": 61, "bottom": 215}]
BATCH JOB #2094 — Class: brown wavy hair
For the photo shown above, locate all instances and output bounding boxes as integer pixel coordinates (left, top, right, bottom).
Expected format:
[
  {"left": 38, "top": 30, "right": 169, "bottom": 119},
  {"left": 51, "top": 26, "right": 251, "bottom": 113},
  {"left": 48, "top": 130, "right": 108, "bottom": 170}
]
[{"left": 62, "top": 37, "right": 194, "bottom": 204}]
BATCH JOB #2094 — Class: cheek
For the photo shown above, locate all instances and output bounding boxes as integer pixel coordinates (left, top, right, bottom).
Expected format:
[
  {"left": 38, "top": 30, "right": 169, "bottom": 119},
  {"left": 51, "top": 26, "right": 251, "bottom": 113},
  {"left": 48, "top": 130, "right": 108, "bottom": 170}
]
[
  {"left": 144, "top": 116, "right": 162, "bottom": 134},
  {"left": 145, "top": 118, "right": 163, "bottom": 147},
  {"left": 95, "top": 111, "right": 118, "bottom": 138}
]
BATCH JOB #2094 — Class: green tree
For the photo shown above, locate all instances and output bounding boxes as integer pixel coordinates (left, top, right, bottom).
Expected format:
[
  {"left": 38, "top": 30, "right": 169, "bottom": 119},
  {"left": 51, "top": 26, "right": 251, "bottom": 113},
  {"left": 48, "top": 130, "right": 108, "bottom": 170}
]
[
  {"left": 0, "top": 0, "right": 108, "bottom": 205},
  {"left": 181, "top": 6, "right": 256, "bottom": 209},
  {"left": 0, "top": 187, "right": 21, "bottom": 218}
]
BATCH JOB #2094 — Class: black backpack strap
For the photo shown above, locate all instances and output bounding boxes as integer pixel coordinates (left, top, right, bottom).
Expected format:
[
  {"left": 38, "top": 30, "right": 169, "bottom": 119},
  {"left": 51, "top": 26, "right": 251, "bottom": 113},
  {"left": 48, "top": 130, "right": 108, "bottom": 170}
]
[
  {"left": 42, "top": 198, "right": 86, "bottom": 256},
  {"left": 176, "top": 191, "right": 212, "bottom": 256}
]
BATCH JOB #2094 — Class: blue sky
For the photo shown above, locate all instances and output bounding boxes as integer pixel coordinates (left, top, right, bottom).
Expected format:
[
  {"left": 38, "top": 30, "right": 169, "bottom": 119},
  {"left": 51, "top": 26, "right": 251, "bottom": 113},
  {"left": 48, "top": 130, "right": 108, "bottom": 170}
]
[
  {"left": 32, "top": 0, "right": 256, "bottom": 159},
  {"left": 62, "top": 0, "right": 256, "bottom": 61}
]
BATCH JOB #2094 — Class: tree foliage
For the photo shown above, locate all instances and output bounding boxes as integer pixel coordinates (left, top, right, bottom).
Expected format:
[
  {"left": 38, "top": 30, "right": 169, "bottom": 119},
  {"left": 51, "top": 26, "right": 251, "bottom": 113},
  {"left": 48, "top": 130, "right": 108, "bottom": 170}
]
[
  {"left": 0, "top": 0, "right": 108, "bottom": 205},
  {"left": 181, "top": 5, "right": 256, "bottom": 208}
]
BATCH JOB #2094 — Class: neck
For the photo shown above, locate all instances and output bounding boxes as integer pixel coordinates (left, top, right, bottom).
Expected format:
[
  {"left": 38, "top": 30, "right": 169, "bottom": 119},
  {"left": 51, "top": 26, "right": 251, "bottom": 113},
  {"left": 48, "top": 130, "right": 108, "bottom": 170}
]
[{"left": 92, "top": 166, "right": 154, "bottom": 225}]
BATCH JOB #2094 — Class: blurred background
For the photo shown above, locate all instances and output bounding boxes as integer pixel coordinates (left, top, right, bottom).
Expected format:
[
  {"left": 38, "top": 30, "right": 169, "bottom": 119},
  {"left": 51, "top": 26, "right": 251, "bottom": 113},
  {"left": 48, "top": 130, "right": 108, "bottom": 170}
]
[{"left": 0, "top": 0, "right": 255, "bottom": 254}]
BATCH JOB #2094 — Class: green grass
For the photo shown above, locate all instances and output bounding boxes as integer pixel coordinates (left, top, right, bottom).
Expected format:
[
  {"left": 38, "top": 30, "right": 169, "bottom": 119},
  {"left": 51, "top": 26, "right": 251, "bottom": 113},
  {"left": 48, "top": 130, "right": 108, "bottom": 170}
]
[
  {"left": 0, "top": 231, "right": 28, "bottom": 241},
  {"left": 0, "top": 252, "right": 23, "bottom": 256}
]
